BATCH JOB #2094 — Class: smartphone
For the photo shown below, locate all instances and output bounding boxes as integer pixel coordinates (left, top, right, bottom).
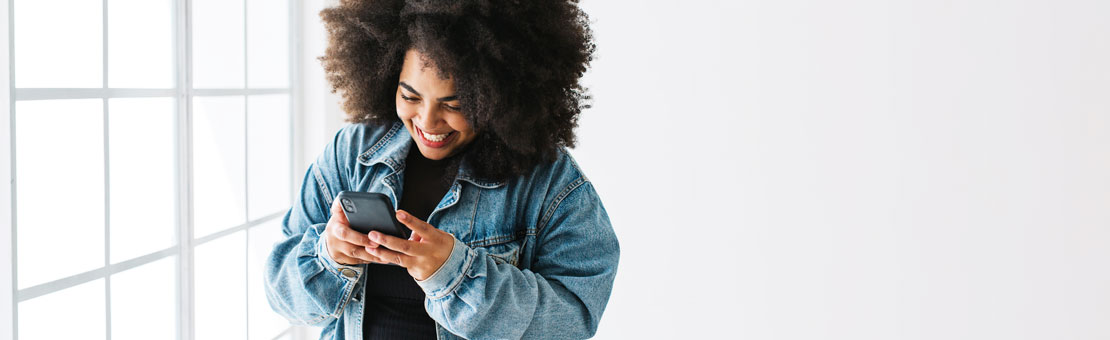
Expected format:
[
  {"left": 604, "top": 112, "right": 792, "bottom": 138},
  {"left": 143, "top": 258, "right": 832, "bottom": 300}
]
[{"left": 335, "top": 191, "right": 411, "bottom": 240}]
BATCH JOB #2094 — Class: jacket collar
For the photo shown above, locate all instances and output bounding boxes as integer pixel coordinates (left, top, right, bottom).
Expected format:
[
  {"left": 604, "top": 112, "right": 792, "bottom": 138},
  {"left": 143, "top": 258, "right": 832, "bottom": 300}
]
[{"left": 356, "top": 122, "right": 507, "bottom": 189}]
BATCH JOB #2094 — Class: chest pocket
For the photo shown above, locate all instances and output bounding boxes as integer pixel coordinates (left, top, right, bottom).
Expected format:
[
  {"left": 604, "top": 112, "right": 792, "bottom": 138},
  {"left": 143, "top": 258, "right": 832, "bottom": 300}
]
[{"left": 473, "top": 239, "right": 523, "bottom": 267}]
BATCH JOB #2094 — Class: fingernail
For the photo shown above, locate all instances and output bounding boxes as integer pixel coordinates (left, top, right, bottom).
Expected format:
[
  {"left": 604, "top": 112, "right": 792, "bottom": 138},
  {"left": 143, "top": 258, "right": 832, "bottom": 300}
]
[
  {"left": 397, "top": 211, "right": 407, "bottom": 221},
  {"left": 369, "top": 232, "right": 380, "bottom": 241}
]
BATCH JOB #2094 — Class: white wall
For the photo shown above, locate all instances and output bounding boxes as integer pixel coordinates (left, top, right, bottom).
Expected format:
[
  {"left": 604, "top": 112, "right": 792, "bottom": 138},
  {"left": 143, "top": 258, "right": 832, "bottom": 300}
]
[
  {"left": 298, "top": 1, "right": 1110, "bottom": 339},
  {"left": 295, "top": 0, "right": 343, "bottom": 184},
  {"left": 572, "top": 0, "right": 1110, "bottom": 339}
]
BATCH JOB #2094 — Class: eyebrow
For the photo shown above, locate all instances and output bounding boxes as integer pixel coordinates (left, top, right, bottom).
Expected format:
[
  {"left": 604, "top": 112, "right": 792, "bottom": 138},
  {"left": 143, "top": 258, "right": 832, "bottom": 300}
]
[{"left": 399, "top": 81, "right": 458, "bottom": 102}]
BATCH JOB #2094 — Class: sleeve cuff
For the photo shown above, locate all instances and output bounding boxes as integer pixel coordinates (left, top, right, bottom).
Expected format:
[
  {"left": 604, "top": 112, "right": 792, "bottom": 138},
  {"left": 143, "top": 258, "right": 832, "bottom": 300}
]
[
  {"left": 316, "top": 232, "right": 363, "bottom": 282},
  {"left": 415, "top": 235, "right": 473, "bottom": 299}
]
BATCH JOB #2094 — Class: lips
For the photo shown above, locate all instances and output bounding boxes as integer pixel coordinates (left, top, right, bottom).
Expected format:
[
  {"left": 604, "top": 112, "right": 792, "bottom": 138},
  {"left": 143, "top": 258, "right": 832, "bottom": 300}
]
[{"left": 415, "top": 125, "right": 456, "bottom": 148}]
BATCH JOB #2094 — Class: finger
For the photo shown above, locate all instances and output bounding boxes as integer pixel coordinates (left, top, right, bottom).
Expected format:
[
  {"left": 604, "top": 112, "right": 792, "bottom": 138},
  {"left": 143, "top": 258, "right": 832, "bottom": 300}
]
[
  {"left": 395, "top": 210, "right": 435, "bottom": 237},
  {"left": 363, "top": 246, "right": 388, "bottom": 263},
  {"left": 367, "top": 246, "right": 412, "bottom": 267},
  {"left": 331, "top": 252, "right": 368, "bottom": 266},
  {"left": 368, "top": 230, "right": 424, "bottom": 256},
  {"left": 330, "top": 198, "right": 349, "bottom": 225},
  {"left": 344, "top": 245, "right": 384, "bottom": 263},
  {"left": 330, "top": 220, "right": 375, "bottom": 248}
]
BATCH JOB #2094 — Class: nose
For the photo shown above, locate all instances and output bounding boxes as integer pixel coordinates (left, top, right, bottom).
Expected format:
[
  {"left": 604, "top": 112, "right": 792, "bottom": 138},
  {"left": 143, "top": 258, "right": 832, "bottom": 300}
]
[{"left": 416, "top": 103, "right": 445, "bottom": 129}]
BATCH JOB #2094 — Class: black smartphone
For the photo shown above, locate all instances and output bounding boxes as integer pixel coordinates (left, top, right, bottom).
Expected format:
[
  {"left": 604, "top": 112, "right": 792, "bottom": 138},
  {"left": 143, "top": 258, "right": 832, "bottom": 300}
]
[{"left": 335, "top": 191, "right": 411, "bottom": 240}]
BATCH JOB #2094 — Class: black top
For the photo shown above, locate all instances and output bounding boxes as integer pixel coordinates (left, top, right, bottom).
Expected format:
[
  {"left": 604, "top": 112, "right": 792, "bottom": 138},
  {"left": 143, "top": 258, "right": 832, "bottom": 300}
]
[{"left": 362, "top": 146, "right": 454, "bottom": 340}]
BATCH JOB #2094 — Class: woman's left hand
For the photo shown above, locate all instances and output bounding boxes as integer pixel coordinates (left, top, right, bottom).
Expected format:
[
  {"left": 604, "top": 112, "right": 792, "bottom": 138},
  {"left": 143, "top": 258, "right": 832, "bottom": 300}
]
[{"left": 364, "top": 210, "right": 455, "bottom": 281}]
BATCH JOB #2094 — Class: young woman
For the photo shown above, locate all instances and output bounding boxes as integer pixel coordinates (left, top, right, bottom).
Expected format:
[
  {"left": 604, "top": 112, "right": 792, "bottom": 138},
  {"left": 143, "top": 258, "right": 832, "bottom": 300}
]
[{"left": 263, "top": 1, "right": 619, "bottom": 339}]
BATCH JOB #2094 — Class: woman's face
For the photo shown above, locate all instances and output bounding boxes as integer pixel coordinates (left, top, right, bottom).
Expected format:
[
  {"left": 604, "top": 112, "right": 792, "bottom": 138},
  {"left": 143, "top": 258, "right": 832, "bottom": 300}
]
[{"left": 396, "top": 49, "right": 477, "bottom": 160}]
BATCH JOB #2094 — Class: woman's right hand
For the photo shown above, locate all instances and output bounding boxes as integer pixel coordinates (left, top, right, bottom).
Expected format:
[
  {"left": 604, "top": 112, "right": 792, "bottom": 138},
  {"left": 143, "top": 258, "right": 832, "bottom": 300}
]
[{"left": 324, "top": 198, "right": 387, "bottom": 265}]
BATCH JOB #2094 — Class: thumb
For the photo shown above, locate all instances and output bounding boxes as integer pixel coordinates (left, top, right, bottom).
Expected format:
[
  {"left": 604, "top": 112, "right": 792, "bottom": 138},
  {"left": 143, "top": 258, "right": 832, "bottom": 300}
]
[{"left": 330, "top": 198, "right": 349, "bottom": 224}]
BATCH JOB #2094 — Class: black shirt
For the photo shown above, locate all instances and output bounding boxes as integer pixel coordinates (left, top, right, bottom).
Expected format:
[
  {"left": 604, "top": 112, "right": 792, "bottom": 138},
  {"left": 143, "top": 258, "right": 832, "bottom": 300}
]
[{"left": 362, "top": 146, "right": 454, "bottom": 340}]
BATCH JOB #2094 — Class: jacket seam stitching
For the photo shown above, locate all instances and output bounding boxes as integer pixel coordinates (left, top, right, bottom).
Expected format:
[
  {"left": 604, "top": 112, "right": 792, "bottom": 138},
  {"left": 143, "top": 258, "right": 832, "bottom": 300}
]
[
  {"left": 305, "top": 313, "right": 329, "bottom": 325},
  {"left": 465, "top": 232, "right": 531, "bottom": 248},
  {"left": 466, "top": 189, "right": 480, "bottom": 238},
  {"left": 330, "top": 279, "right": 358, "bottom": 320},
  {"left": 313, "top": 164, "right": 333, "bottom": 205},
  {"left": 428, "top": 251, "right": 475, "bottom": 300},
  {"left": 357, "top": 122, "right": 401, "bottom": 164},
  {"left": 537, "top": 176, "right": 587, "bottom": 234}
]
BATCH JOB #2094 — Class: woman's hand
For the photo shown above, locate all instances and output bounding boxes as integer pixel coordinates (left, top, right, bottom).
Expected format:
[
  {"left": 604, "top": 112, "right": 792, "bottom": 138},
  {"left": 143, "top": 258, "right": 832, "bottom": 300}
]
[
  {"left": 323, "top": 198, "right": 388, "bottom": 265},
  {"left": 364, "top": 210, "right": 455, "bottom": 281}
]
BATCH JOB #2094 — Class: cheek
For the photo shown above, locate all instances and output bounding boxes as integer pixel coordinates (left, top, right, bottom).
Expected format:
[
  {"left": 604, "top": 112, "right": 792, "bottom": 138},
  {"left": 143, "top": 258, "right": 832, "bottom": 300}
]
[
  {"left": 396, "top": 102, "right": 416, "bottom": 120},
  {"left": 446, "top": 114, "right": 473, "bottom": 134}
]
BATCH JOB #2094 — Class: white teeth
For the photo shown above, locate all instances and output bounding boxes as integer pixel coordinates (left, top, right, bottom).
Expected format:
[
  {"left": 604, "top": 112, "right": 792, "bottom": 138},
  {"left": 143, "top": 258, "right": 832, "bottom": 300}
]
[{"left": 421, "top": 129, "right": 449, "bottom": 142}]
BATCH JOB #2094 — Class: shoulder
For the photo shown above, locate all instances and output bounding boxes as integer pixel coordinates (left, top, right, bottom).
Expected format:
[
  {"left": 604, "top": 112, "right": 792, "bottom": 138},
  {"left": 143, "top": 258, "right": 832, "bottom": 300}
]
[
  {"left": 313, "top": 121, "right": 404, "bottom": 188},
  {"left": 322, "top": 121, "right": 406, "bottom": 166},
  {"left": 330, "top": 121, "right": 401, "bottom": 155},
  {"left": 516, "top": 148, "right": 600, "bottom": 224},
  {"left": 537, "top": 148, "right": 590, "bottom": 190}
]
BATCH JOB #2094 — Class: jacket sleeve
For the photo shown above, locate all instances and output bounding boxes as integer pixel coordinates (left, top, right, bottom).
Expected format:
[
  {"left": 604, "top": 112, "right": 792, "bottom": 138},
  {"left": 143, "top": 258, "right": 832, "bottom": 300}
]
[
  {"left": 263, "top": 129, "right": 365, "bottom": 326},
  {"left": 415, "top": 178, "right": 621, "bottom": 339}
]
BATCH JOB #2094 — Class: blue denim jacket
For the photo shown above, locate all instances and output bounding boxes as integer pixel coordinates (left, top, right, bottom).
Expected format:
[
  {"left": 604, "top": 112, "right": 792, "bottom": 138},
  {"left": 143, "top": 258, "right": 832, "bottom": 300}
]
[{"left": 263, "top": 122, "right": 620, "bottom": 339}]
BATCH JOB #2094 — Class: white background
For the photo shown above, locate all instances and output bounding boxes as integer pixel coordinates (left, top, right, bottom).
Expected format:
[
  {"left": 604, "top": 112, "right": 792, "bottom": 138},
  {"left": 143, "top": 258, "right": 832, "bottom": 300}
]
[{"left": 295, "top": 0, "right": 1110, "bottom": 339}]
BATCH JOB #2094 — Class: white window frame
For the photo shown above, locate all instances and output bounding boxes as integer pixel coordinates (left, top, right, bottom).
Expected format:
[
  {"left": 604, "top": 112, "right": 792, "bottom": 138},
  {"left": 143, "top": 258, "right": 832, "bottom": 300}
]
[{"left": 2, "top": 0, "right": 303, "bottom": 339}]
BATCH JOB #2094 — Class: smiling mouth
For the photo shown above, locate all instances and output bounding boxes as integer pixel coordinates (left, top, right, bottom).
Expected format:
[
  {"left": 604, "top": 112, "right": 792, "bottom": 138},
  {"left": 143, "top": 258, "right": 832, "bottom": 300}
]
[{"left": 415, "top": 125, "right": 456, "bottom": 146}]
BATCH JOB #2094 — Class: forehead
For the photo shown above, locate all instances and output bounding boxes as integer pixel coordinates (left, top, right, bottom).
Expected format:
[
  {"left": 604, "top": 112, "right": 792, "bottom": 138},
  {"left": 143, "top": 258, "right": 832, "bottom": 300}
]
[{"left": 399, "top": 49, "right": 455, "bottom": 92}]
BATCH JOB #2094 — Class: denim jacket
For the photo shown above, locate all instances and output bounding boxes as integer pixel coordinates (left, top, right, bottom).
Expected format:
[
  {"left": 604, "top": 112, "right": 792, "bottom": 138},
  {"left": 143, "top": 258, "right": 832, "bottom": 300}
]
[{"left": 263, "top": 122, "right": 620, "bottom": 339}]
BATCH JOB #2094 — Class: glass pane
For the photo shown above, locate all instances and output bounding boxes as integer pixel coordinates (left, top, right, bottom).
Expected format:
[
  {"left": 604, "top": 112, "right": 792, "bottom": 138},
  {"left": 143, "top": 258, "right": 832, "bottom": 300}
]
[
  {"left": 14, "top": 0, "right": 102, "bottom": 88},
  {"left": 111, "top": 256, "right": 176, "bottom": 340},
  {"left": 247, "top": 0, "right": 290, "bottom": 88},
  {"left": 109, "top": 98, "right": 176, "bottom": 263},
  {"left": 195, "top": 231, "right": 247, "bottom": 340},
  {"left": 108, "top": 0, "right": 175, "bottom": 88},
  {"left": 193, "top": 96, "right": 246, "bottom": 238},
  {"left": 248, "top": 220, "right": 291, "bottom": 340},
  {"left": 16, "top": 99, "right": 104, "bottom": 289},
  {"left": 193, "top": 0, "right": 245, "bottom": 88},
  {"left": 247, "top": 94, "right": 291, "bottom": 220},
  {"left": 19, "top": 278, "right": 106, "bottom": 340}
]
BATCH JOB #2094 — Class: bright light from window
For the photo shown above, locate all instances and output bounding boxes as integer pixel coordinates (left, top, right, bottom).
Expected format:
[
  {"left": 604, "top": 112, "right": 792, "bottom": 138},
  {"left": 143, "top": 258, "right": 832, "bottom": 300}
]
[{"left": 15, "top": 99, "right": 104, "bottom": 289}]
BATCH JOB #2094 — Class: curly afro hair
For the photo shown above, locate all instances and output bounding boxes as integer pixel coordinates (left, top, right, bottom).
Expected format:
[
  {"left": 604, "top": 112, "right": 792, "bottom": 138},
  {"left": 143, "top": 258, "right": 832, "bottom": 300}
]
[{"left": 318, "top": 0, "right": 595, "bottom": 181}]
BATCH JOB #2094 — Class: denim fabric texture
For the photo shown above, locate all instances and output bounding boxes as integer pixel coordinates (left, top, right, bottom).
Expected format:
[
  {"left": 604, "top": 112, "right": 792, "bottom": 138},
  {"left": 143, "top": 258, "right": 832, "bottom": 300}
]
[{"left": 263, "top": 122, "right": 620, "bottom": 339}]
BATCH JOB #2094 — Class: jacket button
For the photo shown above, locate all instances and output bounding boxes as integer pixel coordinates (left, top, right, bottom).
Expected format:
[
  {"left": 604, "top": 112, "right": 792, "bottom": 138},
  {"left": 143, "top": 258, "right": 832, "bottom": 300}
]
[{"left": 340, "top": 268, "right": 357, "bottom": 278}]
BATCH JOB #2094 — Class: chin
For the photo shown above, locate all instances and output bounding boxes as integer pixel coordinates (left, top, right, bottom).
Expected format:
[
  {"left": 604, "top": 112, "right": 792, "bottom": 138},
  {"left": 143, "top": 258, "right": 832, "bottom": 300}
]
[{"left": 415, "top": 144, "right": 453, "bottom": 160}]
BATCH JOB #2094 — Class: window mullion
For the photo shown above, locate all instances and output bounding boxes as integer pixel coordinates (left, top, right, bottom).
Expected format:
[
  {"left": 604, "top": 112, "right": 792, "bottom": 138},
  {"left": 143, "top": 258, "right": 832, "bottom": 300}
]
[
  {"left": 101, "top": 0, "right": 112, "bottom": 338},
  {"left": 2, "top": 0, "right": 15, "bottom": 338},
  {"left": 175, "top": 0, "right": 195, "bottom": 340}
]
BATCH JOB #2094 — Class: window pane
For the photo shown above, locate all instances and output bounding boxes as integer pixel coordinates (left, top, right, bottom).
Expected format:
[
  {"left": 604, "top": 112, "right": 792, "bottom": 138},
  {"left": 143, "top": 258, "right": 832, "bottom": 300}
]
[
  {"left": 247, "top": 94, "right": 291, "bottom": 220},
  {"left": 108, "top": 0, "right": 175, "bottom": 88},
  {"left": 249, "top": 220, "right": 290, "bottom": 340},
  {"left": 14, "top": 0, "right": 102, "bottom": 88},
  {"left": 109, "top": 98, "right": 176, "bottom": 263},
  {"left": 19, "top": 278, "right": 106, "bottom": 340},
  {"left": 193, "top": 96, "right": 246, "bottom": 238},
  {"left": 16, "top": 99, "right": 104, "bottom": 289},
  {"left": 193, "top": 0, "right": 245, "bottom": 88},
  {"left": 247, "top": 0, "right": 290, "bottom": 88},
  {"left": 195, "top": 231, "right": 247, "bottom": 340},
  {"left": 111, "top": 256, "right": 176, "bottom": 340}
]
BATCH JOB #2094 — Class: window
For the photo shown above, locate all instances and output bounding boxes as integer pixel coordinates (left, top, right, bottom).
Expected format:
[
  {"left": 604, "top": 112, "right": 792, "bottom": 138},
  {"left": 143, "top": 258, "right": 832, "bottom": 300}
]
[{"left": 4, "top": 0, "right": 298, "bottom": 339}]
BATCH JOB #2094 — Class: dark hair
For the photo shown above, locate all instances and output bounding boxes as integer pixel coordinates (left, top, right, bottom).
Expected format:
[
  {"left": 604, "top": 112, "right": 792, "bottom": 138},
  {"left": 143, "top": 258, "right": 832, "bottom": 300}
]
[{"left": 318, "top": 0, "right": 595, "bottom": 181}]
